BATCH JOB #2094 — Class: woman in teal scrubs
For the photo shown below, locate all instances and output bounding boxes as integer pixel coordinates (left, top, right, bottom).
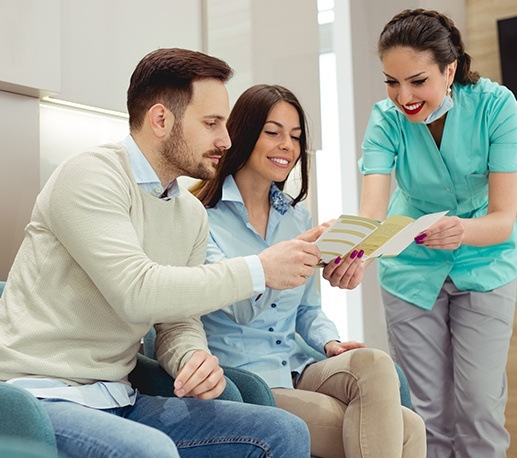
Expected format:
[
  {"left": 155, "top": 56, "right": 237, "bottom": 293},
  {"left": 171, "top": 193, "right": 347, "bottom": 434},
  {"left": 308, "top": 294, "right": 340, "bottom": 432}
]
[{"left": 359, "top": 8, "right": 517, "bottom": 458}]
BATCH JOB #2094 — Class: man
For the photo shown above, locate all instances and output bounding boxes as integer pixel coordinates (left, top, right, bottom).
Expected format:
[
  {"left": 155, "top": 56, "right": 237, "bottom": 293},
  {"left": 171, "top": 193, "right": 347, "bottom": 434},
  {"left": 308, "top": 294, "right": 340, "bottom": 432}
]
[{"left": 0, "top": 48, "right": 318, "bottom": 457}]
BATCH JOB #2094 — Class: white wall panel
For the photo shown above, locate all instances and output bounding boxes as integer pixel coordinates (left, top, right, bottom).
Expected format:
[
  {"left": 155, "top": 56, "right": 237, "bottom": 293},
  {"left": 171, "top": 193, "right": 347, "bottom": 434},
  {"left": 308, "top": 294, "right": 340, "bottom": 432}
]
[
  {"left": 204, "top": 0, "right": 253, "bottom": 106},
  {"left": 206, "top": 0, "right": 321, "bottom": 150},
  {"left": 39, "top": 104, "right": 129, "bottom": 186},
  {"left": 57, "top": 0, "right": 203, "bottom": 112},
  {"left": 251, "top": 0, "right": 322, "bottom": 151},
  {"left": 0, "top": 92, "right": 40, "bottom": 279},
  {"left": 0, "top": 0, "right": 60, "bottom": 97}
]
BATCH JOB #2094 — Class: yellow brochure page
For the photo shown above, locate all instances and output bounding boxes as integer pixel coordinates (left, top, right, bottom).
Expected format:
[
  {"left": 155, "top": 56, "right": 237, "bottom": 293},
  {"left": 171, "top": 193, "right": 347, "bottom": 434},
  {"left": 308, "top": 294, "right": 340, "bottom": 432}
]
[
  {"left": 355, "top": 215, "right": 414, "bottom": 258},
  {"left": 359, "top": 211, "right": 448, "bottom": 259}
]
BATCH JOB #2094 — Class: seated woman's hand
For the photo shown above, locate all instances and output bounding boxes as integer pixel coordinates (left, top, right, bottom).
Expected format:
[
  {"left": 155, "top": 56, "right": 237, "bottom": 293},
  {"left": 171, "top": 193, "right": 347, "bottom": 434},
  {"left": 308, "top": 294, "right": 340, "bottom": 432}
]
[
  {"left": 296, "top": 219, "right": 335, "bottom": 243},
  {"left": 324, "top": 340, "right": 366, "bottom": 357},
  {"left": 322, "top": 250, "right": 365, "bottom": 289}
]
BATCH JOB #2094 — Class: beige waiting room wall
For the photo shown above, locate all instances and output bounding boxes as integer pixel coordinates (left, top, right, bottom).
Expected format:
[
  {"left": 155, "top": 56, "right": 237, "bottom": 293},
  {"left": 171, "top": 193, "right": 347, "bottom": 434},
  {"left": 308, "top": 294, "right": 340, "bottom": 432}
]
[{"left": 466, "top": 0, "right": 517, "bottom": 84}]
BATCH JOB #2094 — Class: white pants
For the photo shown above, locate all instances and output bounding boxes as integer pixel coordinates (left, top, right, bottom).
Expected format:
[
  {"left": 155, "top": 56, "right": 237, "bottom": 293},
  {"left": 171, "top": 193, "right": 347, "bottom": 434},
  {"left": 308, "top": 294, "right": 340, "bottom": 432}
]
[{"left": 382, "top": 278, "right": 517, "bottom": 458}]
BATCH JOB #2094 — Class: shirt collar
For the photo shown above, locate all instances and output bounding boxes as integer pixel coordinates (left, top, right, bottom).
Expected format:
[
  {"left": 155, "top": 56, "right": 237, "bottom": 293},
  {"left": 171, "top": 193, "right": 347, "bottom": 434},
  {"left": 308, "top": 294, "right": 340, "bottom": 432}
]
[
  {"left": 221, "top": 176, "right": 289, "bottom": 215},
  {"left": 122, "top": 134, "right": 179, "bottom": 199}
]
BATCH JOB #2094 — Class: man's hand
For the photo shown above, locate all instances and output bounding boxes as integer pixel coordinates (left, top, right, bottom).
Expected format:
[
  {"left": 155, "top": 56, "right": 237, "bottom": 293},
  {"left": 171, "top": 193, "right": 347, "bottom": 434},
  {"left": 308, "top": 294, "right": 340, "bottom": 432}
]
[
  {"left": 322, "top": 250, "right": 365, "bottom": 290},
  {"left": 295, "top": 220, "right": 335, "bottom": 243},
  {"left": 324, "top": 340, "right": 366, "bottom": 357},
  {"left": 258, "top": 239, "right": 320, "bottom": 290},
  {"left": 174, "top": 350, "right": 226, "bottom": 400}
]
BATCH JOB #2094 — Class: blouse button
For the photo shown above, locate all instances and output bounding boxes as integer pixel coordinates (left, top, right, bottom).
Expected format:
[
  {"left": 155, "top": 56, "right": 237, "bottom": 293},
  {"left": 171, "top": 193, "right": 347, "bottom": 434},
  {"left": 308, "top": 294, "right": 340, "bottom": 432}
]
[
  {"left": 276, "top": 340, "right": 281, "bottom": 345},
  {"left": 281, "top": 361, "right": 287, "bottom": 366},
  {"left": 271, "top": 303, "right": 277, "bottom": 308},
  {"left": 268, "top": 327, "right": 274, "bottom": 332}
]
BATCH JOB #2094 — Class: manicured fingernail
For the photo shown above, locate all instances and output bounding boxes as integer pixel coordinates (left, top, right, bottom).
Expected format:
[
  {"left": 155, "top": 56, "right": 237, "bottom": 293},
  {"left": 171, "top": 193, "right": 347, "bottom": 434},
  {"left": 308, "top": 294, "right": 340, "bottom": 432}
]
[
  {"left": 358, "top": 250, "right": 364, "bottom": 258},
  {"left": 334, "top": 256, "right": 342, "bottom": 264},
  {"left": 414, "top": 233, "right": 427, "bottom": 242},
  {"left": 350, "top": 250, "right": 358, "bottom": 259}
]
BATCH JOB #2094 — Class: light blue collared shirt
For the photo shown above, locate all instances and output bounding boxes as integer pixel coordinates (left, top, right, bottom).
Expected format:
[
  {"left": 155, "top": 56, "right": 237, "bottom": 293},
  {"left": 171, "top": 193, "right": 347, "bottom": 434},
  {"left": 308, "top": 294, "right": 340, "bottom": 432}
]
[
  {"left": 7, "top": 378, "right": 135, "bottom": 409},
  {"left": 123, "top": 135, "right": 180, "bottom": 199},
  {"left": 201, "top": 176, "right": 340, "bottom": 388},
  {"left": 9, "top": 136, "right": 264, "bottom": 407}
]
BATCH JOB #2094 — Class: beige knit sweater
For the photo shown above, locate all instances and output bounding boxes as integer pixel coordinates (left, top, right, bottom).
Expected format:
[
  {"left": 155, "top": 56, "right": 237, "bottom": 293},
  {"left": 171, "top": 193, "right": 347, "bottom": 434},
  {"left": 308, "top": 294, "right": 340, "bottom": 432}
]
[{"left": 0, "top": 144, "right": 253, "bottom": 385}]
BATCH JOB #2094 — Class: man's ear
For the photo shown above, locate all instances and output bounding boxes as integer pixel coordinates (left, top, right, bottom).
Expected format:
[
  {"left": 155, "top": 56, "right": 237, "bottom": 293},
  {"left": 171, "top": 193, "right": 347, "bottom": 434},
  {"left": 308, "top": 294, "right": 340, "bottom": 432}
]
[{"left": 148, "top": 103, "right": 175, "bottom": 138}]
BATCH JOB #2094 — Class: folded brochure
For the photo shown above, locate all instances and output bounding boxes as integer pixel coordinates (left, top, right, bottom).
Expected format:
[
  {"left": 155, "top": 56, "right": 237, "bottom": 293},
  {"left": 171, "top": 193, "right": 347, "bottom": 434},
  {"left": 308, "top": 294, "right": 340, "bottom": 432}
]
[{"left": 315, "top": 211, "right": 449, "bottom": 265}]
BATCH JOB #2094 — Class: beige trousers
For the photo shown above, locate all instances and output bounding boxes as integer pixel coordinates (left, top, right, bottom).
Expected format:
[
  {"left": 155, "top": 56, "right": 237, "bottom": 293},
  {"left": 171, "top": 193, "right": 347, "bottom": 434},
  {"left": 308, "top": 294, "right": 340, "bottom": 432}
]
[{"left": 272, "top": 348, "right": 426, "bottom": 458}]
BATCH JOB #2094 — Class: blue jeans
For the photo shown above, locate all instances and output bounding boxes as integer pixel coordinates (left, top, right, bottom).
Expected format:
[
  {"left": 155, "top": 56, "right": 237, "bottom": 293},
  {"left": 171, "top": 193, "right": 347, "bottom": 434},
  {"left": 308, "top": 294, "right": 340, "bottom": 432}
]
[{"left": 41, "top": 393, "right": 310, "bottom": 457}]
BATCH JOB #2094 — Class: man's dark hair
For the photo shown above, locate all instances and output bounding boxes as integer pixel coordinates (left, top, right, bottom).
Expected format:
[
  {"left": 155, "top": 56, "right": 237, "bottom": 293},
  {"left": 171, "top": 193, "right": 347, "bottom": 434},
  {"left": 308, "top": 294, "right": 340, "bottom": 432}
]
[{"left": 127, "top": 48, "right": 233, "bottom": 130}]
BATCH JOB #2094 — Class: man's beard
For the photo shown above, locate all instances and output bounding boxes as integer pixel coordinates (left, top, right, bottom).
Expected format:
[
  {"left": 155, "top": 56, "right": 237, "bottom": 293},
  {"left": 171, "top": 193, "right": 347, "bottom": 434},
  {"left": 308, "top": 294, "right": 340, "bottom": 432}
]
[{"left": 159, "top": 121, "right": 219, "bottom": 181}]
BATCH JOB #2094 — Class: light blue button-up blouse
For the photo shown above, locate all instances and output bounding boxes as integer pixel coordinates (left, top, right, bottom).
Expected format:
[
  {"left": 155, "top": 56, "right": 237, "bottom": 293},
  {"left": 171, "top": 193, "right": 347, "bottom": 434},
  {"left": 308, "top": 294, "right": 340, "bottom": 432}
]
[
  {"left": 202, "top": 176, "right": 340, "bottom": 388},
  {"left": 360, "top": 78, "right": 517, "bottom": 310}
]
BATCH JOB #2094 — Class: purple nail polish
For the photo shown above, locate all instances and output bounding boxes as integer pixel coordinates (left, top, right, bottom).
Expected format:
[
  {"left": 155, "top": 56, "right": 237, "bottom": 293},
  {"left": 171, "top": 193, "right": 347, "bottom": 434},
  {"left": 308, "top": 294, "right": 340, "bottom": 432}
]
[
  {"left": 415, "top": 233, "right": 427, "bottom": 242},
  {"left": 350, "top": 250, "right": 358, "bottom": 259},
  {"left": 358, "top": 250, "right": 364, "bottom": 258},
  {"left": 334, "top": 256, "right": 342, "bottom": 264}
]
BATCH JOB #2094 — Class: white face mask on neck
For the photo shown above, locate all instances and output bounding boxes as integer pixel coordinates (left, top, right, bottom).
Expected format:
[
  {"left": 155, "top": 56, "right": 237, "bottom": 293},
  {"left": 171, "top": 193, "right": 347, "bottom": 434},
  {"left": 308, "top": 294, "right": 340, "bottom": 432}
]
[
  {"left": 421, "top": 89, "right": 453, "bottom": 124},
  {"left": 421, "top": 72, "right": 454, "bottom": 124}
]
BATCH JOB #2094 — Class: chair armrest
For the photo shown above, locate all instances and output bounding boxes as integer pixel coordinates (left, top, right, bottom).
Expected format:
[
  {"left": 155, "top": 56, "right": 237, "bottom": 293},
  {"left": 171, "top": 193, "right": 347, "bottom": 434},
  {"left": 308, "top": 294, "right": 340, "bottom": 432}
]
[
  {"left": 0, "top": 382, "right": 57, "bottom": 457},
  {"left": 129, "top": 353, "right": 175, "bottom": 397},
  {"left": 129, "top": 353, "right": 243, "bottom": 402},
  {"left": 222, "top": 366, "right": 275, "bottom": 407},
  {"left": 295, "top": 333, "right": 326, "bottom": 362},
  {"left": 394, "top": 363, "right": 412, "bottom": 409}
]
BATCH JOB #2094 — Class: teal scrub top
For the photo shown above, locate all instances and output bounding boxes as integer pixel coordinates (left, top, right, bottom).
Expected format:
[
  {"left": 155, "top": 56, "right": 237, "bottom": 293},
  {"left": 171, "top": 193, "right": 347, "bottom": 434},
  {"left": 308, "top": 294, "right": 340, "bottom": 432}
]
[{"left": 360, "top": 78, "right": 517, "bottom": 310}]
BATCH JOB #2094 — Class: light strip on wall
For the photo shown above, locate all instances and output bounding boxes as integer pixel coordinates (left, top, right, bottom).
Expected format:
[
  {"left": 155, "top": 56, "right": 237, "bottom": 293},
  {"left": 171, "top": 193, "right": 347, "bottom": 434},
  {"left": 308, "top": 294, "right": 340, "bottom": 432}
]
[{"left": 40, "top": 96, "right": 129, "bottom": 119}]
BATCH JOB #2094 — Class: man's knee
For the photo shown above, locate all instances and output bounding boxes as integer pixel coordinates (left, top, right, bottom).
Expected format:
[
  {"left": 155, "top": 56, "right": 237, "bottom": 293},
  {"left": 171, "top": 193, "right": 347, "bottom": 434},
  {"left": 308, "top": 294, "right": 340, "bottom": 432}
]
[
  {"left": 113, "top": 427, "right": 179, "bottom": 458},
  {"left": 266, "top": 407, "right": 310, "bottom": 455}
]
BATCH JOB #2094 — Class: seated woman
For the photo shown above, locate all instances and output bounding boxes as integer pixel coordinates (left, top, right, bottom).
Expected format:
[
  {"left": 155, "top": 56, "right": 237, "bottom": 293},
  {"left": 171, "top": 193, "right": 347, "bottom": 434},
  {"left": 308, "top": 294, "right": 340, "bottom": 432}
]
[{"left": 191, "top": 84, "right": 426, "bottom": 458}]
